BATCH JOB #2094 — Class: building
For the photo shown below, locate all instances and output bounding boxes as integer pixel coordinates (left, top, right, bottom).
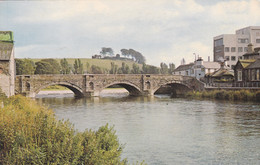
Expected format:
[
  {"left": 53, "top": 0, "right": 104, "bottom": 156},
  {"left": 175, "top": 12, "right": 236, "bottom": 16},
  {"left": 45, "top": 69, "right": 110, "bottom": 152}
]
[
  {"left": 173, "top": 57, "right": 220, "bottom": 79},
  {"left": 234, "top": 46, "right": 260, "bottom": 87},
  {"left": 0, "top": 31, "right": 15, "bottom": 97},
  {"left": 213, "top": 26, "right": 260, "bottom": 69}
]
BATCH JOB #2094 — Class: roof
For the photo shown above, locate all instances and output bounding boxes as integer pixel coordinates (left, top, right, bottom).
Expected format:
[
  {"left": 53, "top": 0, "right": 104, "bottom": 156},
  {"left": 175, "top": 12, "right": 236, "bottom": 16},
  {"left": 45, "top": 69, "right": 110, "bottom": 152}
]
[
  {"left": 0, "top": 42, "right": 14, "bottom": 60},
  {"left": 0, "top": 31, "right": 13, "bottom": 42},
  {"left": 206, "top": 68, "right": 234, "bottom": 77},
  {"left": 239, "top": 59, "right": 256, "bottom": 68},
  {"left": 203, "top": 62, "right": 220, "bottom": 69},
  {"left": 174, "top": 63, "right": 194, "bottom": 72},
  {"left": 246, "top": 59, "right": 260, "bottom": 69}
]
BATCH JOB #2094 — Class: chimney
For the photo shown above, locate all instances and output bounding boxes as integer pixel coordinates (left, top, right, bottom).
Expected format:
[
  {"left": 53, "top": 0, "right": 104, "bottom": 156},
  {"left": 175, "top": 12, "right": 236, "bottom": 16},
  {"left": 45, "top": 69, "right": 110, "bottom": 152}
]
[{"left": 248, "top": 43, "right": 254, "bottom": 53}]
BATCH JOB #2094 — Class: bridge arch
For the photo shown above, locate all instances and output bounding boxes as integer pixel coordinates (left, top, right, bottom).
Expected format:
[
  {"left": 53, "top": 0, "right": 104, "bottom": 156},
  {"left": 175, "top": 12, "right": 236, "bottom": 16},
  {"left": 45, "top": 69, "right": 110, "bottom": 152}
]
[
  {"left": 35, "top": 82, "right": 84, "bottom": 97},
  {"left": 99, "top": 81, "right": 142, "bottom": 96},
  {"left": 153, "top": 82, "right": 192, "bottom": 97}
]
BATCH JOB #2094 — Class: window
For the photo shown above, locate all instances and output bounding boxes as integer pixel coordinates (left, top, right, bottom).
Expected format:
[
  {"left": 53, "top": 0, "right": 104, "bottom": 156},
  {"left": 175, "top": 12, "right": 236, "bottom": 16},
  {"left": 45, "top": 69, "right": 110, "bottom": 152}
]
[
  {"left": 186, "top": 71, "right": 189, "bottom": 75},
  {"left": 256, "top": 39, "right": 260, "bottom": 43},
  {"left": 238, "top": 38, "right": 248, "bottom": 43},
  {"left": 257, "top": 69, "right": 260, "bottom": 80},
  {"left": 225, "top": 47, "right": 230, "bottom": 52},
  {"left": 225, "top": 56, "right": 230, "bottom": 61},
  {"left": 214, "top": 38, "right": 223, "bottom": 47},
  {"left": 244, "top": 47, "right": 248, "bottom": 52},
  {"left": 252, "top": 69, "right": 255, "bottom": 81},
  {"left": 231, "top": 56, "right": 236, "bottom": 61},
  {"left": 237, "top": 70, "right": 242, "bottom": 81},
  {"left": 231, "top": 47, "right": 236, "bottom": 52},
  {"left": 238, "top": 47, "right": 243, "bottom": 52},
  {"left": 239, "top": 56, "right": 243, "bottom": 60}
]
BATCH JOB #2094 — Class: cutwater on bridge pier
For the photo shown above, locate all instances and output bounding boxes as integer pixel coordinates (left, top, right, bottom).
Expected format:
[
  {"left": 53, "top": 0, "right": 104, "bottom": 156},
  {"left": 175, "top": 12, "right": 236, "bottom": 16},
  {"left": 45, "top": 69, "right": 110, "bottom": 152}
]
[{"left": 15, "top": 74, "right": 204, "bottom": 97}]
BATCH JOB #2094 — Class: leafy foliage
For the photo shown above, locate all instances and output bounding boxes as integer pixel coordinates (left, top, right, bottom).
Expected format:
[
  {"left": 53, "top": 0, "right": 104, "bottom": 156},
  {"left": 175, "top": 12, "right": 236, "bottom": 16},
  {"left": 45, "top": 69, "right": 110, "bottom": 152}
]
[
  {"left": 186, "top": 90, "right": 260, "bottom": 102},
  {"left": 16, "top": 59, "right": 35, "bottom": 75},
  {"left": 73, "top": 59, "right": 83, "bottom": 74},
  {"left": 0, "top": 95, "right": 130, "bottom": 164},
  {"left": 60, "top": 58, "right": 71, "bottom": 74},
  {"left": 35, "top": 59, "right": 61, "bottom": 74}
]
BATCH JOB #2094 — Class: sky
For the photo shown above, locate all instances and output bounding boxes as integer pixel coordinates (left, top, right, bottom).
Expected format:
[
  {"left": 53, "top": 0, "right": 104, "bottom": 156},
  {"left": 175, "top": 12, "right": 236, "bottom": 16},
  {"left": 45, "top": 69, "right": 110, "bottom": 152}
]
[{"left": 0, "top": 0, "right": 260, "bottom": 66}]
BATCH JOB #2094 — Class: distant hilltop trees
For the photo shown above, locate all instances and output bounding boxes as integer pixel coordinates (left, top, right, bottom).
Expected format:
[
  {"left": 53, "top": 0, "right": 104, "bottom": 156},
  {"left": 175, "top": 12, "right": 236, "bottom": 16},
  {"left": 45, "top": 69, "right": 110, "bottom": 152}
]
[{"left": 92, "top": 47, "right": 146, "bottom": 64}]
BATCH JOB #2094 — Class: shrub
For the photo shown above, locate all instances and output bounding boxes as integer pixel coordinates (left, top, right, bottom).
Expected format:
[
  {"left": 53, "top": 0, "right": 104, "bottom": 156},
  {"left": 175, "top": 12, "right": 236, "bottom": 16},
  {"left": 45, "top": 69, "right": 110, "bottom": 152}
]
[{"left": 0, "top": 95, "right": 128, "bottom": 164}]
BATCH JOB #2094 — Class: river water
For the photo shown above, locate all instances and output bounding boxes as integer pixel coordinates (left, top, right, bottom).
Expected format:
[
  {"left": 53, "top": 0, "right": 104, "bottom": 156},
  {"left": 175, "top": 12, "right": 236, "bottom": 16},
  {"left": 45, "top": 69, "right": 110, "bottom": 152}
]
[{"left": 36, "top": 90, "right": 260, "bottom": 165}]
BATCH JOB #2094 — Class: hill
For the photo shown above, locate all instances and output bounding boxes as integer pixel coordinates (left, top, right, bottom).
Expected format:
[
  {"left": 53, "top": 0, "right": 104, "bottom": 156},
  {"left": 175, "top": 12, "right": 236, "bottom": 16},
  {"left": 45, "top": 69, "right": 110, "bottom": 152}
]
[{"left": 27, "top": 58, "right": 143, "bottom": 71}]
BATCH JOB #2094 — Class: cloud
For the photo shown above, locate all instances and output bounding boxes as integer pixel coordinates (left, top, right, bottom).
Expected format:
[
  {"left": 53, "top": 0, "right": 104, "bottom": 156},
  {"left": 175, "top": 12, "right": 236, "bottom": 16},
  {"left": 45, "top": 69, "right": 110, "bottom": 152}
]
[{"left": 1, "top": 0, "right": 260, "bottom": 67}]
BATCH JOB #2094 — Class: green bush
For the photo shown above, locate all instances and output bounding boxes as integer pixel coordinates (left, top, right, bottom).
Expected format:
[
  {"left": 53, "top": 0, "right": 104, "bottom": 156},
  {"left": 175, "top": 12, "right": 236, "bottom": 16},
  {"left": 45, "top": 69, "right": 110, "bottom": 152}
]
[
  {"left": 186, "top": 90, "right": 259, "bottom": 102},
  {"left": 0, "top": 95, "right": 129, "bottom": 164}
]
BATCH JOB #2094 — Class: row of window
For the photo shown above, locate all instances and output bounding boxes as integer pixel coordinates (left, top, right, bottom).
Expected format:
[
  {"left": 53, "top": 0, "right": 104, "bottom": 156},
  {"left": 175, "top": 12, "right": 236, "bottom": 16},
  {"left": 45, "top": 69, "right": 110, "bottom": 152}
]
[
  {"left": 224, "top": 47, "right": 248, "bottom": 52},
  {"left": 238, "top": 69, "right": 260, "bottom": 81},
  {"left": 225, "top": 56, "right": 242, "bottom": 61}
]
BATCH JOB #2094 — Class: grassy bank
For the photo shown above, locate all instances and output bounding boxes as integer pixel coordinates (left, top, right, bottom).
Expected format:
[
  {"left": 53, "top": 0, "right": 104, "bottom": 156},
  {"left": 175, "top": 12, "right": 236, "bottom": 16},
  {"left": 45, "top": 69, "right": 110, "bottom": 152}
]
[
  {"left": 0, "top": 95, "right": 145, "bottom": 164},
  {"left": 186, "top": 90, "right": 260, "bottom": 102}
]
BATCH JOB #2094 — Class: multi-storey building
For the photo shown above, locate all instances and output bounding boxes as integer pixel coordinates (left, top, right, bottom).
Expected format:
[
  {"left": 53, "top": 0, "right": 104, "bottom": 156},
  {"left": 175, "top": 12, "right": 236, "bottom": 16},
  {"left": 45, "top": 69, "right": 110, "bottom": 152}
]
[{"left": 213, "top": 26, "right": 260, "bottom": 69}]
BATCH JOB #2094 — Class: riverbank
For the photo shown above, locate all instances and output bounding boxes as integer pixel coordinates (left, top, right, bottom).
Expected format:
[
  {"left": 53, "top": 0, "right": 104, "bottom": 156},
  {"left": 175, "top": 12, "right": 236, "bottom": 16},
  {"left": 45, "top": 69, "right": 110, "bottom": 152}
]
[{"left": 186, "top": 89, "right": 260, "bottom": 102}]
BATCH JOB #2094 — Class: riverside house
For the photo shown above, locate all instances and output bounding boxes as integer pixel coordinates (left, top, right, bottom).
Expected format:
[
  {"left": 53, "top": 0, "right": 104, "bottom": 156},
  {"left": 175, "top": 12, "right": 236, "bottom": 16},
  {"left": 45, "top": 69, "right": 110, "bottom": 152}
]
[{"left": 234, "top": 44, "right": 260, "bottom": 87}]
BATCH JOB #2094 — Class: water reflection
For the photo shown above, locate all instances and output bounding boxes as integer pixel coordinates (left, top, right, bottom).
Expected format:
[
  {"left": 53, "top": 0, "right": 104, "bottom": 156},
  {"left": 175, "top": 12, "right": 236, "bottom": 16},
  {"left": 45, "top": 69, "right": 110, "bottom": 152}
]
[{"left": 36, "top": 93, "right": 260, "bottom": 165}]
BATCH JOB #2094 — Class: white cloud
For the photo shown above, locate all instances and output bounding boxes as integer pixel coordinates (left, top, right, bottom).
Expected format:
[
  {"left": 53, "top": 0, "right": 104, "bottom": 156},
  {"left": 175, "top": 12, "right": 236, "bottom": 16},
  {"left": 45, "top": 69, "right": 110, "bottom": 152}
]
[{"left": 1, "top": 0, "right": 260, "bottom": 67}]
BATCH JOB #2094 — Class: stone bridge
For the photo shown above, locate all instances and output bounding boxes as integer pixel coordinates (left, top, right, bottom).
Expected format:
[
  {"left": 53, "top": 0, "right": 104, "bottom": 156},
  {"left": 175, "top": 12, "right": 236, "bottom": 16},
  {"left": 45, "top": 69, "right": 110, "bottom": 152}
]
[{"left": 15, "top": 74, "right": 204, "bottom": 97}]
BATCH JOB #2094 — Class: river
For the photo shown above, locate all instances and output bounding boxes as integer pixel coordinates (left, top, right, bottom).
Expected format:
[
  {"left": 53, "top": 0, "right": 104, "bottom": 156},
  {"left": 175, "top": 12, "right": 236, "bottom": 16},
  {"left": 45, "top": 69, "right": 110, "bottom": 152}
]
[{"left": 36, "top": 90, "right": 260, "bottom": 165}]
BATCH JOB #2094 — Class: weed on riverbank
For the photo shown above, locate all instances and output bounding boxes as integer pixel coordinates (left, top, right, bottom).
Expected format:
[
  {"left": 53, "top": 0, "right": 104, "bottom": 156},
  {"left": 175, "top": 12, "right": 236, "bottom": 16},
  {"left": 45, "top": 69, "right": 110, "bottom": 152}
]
[{"left": 186, "top": 90, "right": 260, "bottom": 102}]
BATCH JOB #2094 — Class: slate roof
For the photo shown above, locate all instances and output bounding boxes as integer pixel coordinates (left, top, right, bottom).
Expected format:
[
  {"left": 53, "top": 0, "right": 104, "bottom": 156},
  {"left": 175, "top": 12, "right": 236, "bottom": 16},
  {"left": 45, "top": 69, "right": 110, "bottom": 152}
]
[
  {"left": 203, "top": 61, "right": 220, "bottom": 69},
  {"left": 0, "top": 42, "right": 14, "bottom": 60},
  {"left": 246, "top": 59, "right": 260, "bottom": 69},
  {"left": 174, "top": 63, "right": 194, "bottom": 72}
]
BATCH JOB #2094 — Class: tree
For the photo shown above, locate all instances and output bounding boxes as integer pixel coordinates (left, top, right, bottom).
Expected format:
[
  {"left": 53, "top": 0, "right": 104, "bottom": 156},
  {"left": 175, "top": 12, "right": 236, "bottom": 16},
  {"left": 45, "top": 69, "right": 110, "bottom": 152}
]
[
  {"left": 131, "top": 63, "right": 140, "bottom": 74},
  {"left": 91, "top": 65, "right": 103, "bottom": 74},
  {"left": 168, "top": 63, "right": 175, "bottom": 74},
  {"left": 86, "top": 62, "right": 90, "bottom": 73},
  {"left": 120, "top": 49, "right": 146, "bottom": 64},
  {"left": 110, "top": 62, "right": 118, "bottom": 74},
  {"left": 100, "top": 47, "right": 114, "bottom": 57},
  {"left": 16, "top": 59, "right": 35, "bottom": 75},
  {"left": 74, "top": 59, "right": 83, "bottom": 74},
  {"left": 34, "top": 59, "right": 60, "bottom": 74},
  {"left": 160, "top": 62, "right": 168, "bottom": 74},
  {"left": 118, "top": 62, "right": 130, "bottom": 74},
  {"left": 142, "top": 63, "right": 159, "bottom": 74},
  {"left": 60, "top": 58, "right": 70, "bottom": 74}
]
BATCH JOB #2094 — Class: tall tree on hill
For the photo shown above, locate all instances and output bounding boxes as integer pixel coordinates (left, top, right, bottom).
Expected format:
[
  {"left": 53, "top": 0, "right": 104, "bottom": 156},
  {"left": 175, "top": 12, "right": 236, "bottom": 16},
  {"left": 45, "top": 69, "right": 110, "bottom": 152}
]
[
  {"left": 110, "top": 62, "right": 118, "bottom": 74},
  {"left": 60, "top": 58, "right": 70, "bottom": 74},
  {"left": 73, "top": 59, "right": 83, "bottom": 74},
  {"left": 91, "top": 65, "right": 103, "bottom": 74},
  {"left": 131, "top": 63, "right": 140, "bottom": 74},
  {"left": 168, "top": 63, "right": 175, "bottom": 74},
  {"left": 120, "top": 49, "right": 145, "bottom": 64},
  {"left": 118, "top": 62, "right": 130, "bottom": 74},
  {"left": 100, "top": 47, "right": 114, "bottom": 57},
  {"left": 160, "top": 62, "right": 168, "bottom": 74}
]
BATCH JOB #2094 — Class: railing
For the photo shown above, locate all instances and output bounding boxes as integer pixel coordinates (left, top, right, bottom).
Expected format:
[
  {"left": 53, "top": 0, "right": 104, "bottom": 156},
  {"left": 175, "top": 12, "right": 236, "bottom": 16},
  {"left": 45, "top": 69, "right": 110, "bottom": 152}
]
[{"left": 205, "top": 81, "right": 260, "bottom": 88}]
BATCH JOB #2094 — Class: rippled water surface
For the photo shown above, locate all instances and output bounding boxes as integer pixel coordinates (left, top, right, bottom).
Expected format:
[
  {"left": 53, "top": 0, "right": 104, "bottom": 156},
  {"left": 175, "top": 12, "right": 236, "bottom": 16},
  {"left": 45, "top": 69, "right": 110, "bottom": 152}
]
[{"left": 36, "top": 92, "right": 260, "bottom": 165}]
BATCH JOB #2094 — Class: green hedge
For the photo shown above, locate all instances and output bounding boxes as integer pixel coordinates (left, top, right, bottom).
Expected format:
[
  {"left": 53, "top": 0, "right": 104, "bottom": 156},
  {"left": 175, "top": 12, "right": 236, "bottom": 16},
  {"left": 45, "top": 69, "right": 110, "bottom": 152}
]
[
  {"left": 186, "top": 90, "right": 260, "bottom": 102},
  {"left": 0, "top": 95, "right": 129, "bottom": 164}
]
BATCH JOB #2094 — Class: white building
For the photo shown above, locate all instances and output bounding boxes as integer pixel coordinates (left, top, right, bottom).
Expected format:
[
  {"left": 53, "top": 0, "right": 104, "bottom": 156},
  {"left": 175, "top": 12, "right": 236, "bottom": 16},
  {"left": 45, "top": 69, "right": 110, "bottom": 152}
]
[
  {"left": 173, "top": 57, "right": 220, "bottom": 79},
  {"left": 213, "top": 26, "right": 260, "bottom": 69}
]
